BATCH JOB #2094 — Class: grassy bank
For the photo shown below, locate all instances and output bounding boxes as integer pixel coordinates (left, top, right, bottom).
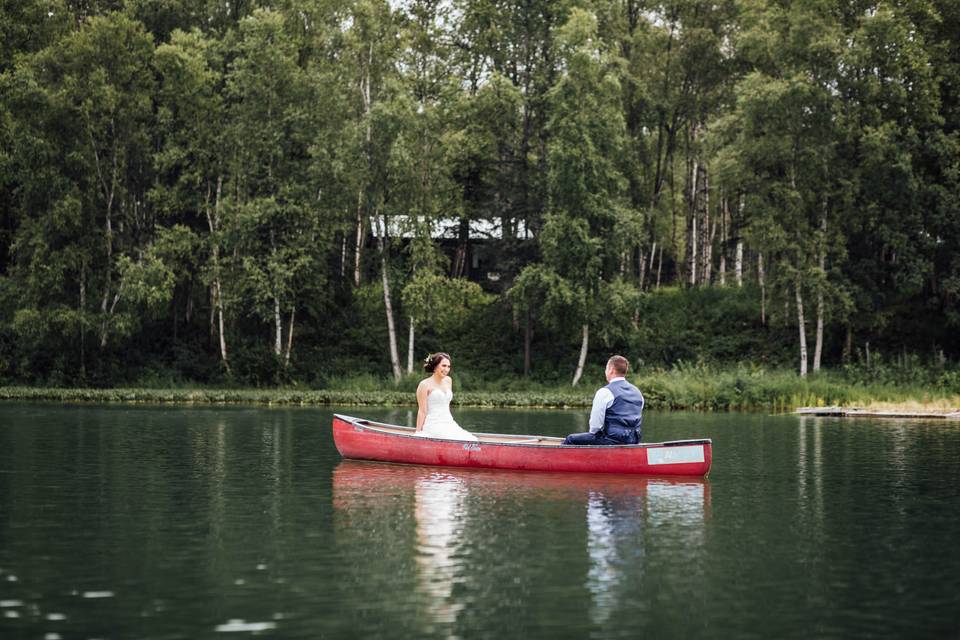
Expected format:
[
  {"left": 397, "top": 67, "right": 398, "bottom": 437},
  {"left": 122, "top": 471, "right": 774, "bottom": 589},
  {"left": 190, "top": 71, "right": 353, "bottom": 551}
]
[
  {"left": 0, "top": 385, "right": 595, "bottom": 408},
  {"left": 1, "top": 365, "right": 957, "bottom": 411},
  {"left": 634, "top": 368, "right": 960, "bottom": 412}
]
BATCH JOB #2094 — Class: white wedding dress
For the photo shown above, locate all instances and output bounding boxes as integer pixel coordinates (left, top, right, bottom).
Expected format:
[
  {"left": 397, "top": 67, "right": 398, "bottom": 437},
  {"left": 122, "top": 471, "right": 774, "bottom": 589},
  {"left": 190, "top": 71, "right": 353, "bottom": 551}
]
[{"left": 419, "top": 388, "right": 478, "bottom": 441}]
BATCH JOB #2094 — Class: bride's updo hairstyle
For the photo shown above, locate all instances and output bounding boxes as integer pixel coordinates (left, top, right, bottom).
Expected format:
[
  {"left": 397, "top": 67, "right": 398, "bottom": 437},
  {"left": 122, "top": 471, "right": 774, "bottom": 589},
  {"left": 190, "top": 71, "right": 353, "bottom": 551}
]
[{"left": 423, "top": 352, "right": 451, "bottom": 373}]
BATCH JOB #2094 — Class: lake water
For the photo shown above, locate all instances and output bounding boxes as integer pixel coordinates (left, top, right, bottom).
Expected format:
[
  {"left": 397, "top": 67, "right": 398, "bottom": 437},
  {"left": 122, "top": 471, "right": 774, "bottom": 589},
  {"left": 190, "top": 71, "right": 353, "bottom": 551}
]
[{"left": 1, "top": 403, "right": 958, "bottom": 639}]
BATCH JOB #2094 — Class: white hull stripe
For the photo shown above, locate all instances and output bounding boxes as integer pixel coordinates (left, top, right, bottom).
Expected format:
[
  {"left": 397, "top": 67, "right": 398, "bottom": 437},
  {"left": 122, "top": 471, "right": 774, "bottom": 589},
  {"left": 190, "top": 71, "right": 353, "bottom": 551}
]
[{"left": 647, "top": 445, "right": 705, "bottom": 465}]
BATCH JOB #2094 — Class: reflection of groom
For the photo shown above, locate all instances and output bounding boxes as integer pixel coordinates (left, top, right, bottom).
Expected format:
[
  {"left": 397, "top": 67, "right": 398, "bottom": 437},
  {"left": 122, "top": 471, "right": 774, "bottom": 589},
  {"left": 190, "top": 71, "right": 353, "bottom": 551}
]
[{"left": 563, "top": 355, "right": 644, "bottom": 445}]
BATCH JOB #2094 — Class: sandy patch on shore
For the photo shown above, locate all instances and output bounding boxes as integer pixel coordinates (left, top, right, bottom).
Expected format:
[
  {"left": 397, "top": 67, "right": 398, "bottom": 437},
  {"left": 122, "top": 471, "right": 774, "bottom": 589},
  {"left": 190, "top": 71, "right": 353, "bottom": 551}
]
[{"left": 861, "top": 399, "right": 960, "bottom": 413}]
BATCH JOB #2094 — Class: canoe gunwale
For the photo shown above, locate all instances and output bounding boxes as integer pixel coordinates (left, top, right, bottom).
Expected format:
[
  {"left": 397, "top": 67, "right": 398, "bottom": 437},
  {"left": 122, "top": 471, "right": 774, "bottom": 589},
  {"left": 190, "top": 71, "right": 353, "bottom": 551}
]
[{"left": 333, "top": 413, "right": 713, "bottom": 449}]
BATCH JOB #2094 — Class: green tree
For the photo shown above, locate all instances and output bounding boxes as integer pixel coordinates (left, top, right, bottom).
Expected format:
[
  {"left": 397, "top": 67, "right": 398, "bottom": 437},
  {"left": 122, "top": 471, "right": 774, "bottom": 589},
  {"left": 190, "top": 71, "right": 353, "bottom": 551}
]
[
  {"left": 836, "top": 2, "right": 946, "bottom": 360},
  {"left": 152, "top": 27, "right": 230, "bottom": 371},
  {"left": 542, "top": 7, "right": 635, "bottom": 385},
  {"left": 711, "top": 0, "right": 845, "bottom": 375},
  {"left": 5, "top": 12, "right": 157, "bottom": 379},
  {"left": 391, "top": 0, "right": 466, "bottom": 372},
  {"left": 451, "top": 0, "right": 564, "bottom": 279},
  {"left": 341, "top": 0, "right": 407, "bottom": 381},
  {"left": 221, "top": 8, "right": 325, "bottom": 377}
]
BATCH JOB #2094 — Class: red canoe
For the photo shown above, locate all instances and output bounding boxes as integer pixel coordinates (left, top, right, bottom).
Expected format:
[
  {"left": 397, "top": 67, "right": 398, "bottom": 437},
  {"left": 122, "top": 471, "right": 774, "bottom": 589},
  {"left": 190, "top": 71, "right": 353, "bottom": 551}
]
[{"left": 332, "top": 414, "right": 713, "bottom": 477}]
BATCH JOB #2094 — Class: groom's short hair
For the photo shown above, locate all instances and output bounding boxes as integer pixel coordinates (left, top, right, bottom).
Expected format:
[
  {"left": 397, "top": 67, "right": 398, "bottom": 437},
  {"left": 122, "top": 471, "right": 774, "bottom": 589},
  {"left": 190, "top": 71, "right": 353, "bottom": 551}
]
[{"left": 607, "top": 355, "right": 629, "bottom": 376}]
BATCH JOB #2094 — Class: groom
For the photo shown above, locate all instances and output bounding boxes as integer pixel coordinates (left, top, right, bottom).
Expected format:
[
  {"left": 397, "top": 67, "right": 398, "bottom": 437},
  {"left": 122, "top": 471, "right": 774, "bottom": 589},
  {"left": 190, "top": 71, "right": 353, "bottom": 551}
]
[{"left": 563, "top": 355, "right": 644, "bottom": 445}]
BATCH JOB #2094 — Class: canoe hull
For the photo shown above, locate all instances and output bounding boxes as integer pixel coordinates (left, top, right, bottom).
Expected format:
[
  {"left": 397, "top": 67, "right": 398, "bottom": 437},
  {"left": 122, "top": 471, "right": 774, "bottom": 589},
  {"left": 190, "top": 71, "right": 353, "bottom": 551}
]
[{"left": 332, "top": 414, "right": 712, "bottom": 477}]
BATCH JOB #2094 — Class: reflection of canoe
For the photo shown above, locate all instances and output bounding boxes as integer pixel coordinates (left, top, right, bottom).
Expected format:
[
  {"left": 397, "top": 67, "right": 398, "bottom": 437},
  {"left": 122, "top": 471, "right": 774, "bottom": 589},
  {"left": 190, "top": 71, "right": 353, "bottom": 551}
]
[
  {"left": 332, "top": 459, "right": 711, "bottom": 504},
  {"left": 332, "top": 414, "right": 712, "bottom": 476}
]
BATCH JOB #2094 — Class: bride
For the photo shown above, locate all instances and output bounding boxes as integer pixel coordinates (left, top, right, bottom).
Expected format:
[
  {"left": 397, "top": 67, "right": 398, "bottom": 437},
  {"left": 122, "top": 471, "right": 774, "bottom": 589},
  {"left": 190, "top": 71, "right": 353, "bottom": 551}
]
[{"left": 416, "top": 352, "right": 478, "bottom": 441}]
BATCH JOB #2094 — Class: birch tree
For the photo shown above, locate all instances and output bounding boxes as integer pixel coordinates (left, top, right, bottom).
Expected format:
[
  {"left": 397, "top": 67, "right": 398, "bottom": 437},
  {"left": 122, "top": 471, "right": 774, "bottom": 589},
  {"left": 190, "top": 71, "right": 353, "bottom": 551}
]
[
  {"left": 342, "top": 0, "right": 405, "bottom": 380},
  {"left": 391, "top": 0, "right": 468, "bottom": 371},
  {"left": 711, "top": 0, "right": 844, "bottom": 375},
  {"left": 544, "top": 7, "right": 632, "bottom": 385},
  {"left": 153, "top": 28, "right": 231, "bottom": 372},
  {"left": 222, "top": 9, "right": 324, "bottom": 375}
]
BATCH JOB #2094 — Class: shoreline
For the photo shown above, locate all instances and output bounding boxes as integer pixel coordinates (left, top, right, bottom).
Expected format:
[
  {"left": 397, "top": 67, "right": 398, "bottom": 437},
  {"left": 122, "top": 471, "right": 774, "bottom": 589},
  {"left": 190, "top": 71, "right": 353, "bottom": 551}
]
[
  {"left": 0, "top": 386, "right": 596, "bottom": 409},
  {"left": 1, "top": 385, "right": 957, "bottom": 414},
  {"left": 796, "top": 406, "right": 960, "bottom": 419}
]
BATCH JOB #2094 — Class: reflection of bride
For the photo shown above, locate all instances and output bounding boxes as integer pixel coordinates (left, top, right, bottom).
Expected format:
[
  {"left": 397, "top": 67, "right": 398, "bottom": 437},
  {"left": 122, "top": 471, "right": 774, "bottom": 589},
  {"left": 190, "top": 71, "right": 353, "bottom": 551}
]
[
  {"left": 415, "top": 472, "right": 469, "bottom": 627},
  {"left": 416, "top": 352, "right": 478, "bottom": 441}
]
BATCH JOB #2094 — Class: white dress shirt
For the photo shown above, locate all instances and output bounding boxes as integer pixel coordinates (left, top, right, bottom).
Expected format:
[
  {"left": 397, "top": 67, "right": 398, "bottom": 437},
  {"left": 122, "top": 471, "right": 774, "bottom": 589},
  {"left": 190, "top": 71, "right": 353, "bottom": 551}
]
[{"left": 588, "top": 377, "right": 624, "bottom": 433}]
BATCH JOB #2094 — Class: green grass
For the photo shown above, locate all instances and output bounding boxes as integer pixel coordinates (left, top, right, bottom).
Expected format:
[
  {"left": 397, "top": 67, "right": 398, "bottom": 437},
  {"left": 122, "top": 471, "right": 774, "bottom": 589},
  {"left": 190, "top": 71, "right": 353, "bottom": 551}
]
[
  {"left": 0, "top": 385, "right": 595, "bottom": 408},
  {"left": 1, "top": 364, "right": 957, "bottom": 411},
  {"left": 635, "top": 365, "right": 960, "bottom": 412}
]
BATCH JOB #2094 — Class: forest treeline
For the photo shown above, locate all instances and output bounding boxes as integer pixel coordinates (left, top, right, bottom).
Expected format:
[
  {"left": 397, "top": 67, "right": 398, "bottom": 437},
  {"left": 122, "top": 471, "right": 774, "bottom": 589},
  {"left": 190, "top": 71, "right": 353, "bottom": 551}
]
[{"left": 0, "top": 0, "right": 958, "bottom": 388}]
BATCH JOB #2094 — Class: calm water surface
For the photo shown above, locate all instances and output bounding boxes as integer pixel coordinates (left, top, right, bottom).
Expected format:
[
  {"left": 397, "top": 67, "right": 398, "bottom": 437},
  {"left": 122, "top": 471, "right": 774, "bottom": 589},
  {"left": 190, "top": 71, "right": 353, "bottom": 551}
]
[{"left": 1, "top": 403, "right": 958, "bottom": 639}]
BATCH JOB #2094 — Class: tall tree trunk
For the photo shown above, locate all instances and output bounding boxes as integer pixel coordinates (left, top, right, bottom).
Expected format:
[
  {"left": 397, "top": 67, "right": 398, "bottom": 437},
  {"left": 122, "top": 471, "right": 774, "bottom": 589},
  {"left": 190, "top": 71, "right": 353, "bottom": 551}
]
[
  {"left": 571, "top": 323, "right": 589, "bottom": 387},
  {"left": 99, "top": 283, "right": 123, "bottom": 349},
  {"left": 686, "top": 154, "right": 698, "bottom": 287},
  {"left": 353, "top": 190, "right": 365, "bottom": 286},
  {"left": 270, "top": 227, "right": 282, "bottom": 361},
  {"left": 703, "top": 212, "right": 715, "bottom": 285},
  {"left": 734, "top": 194, "right": 744, "bottom": 287},
  {"left": 650, "top": 20, "right": 677, "bottom": 211},
  {"left": 718, "top": 196, "right": 727, "bottom": 286},
  {"left": 284, "top": 308, "right": 295, "bottom": 368},
  {"left": 273, "top": 295, "right": 282, "bottom": 358},
  {"left": 687, "top": 122, "right": 710, "bottom": 288},
  {"left": 372, "top": 212, "right": 402, "bottom": 382},
  {"left": 670, "top": 155, "right": 679, "bottom": 287},
  {"left": 699, "top": 171, "right": 712, "bottom": 285},
  {"left": 98, "top": 190, "right": 115, "bottom": 349},
  {"left": 407, "top": 319, "right": 415, "bottom": 374},
  {"left": 638, "top": 247, "right": 647, "bottom": 289},
  {"left": 813, "top": 213, "right": 827, "bottom": 372},
  {"left": 656, "top": 245, "right": 663, "bottom": 288},
  {"left": 795, "top": 277, "right": 808, "bottom": 378},
  {"left": 90, "top": 124, "right": 118, "bottom": 351},
  {"left": 813, "top": 292, "right": 825, "bottom": 372},
  {"left": 205, "top": 175, "right": 230, "bottom": 374},
  {"left": 735, "top": 241, "right": 743, "bottom": 287},
  {"left": 381, "top": 251, "right": 402, "bottom": 382},
  {"left": 758, "top": 252, "right": 766, "bottom": 326},
  {"left": 354, "top": 42, "right": 374, "bottom": 287},
  {"left": 452, "top": 216, "right": 469, "bottom": 277},
  {"left": 213, "top": 278, "right": 229, "bottom": 375}
]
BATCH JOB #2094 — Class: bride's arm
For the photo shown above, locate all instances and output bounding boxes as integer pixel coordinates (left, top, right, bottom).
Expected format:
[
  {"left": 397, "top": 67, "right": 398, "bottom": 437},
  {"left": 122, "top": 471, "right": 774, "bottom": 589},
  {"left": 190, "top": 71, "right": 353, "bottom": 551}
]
[{"left": 415, "top": 381, "right": 429, "bottom": 430}]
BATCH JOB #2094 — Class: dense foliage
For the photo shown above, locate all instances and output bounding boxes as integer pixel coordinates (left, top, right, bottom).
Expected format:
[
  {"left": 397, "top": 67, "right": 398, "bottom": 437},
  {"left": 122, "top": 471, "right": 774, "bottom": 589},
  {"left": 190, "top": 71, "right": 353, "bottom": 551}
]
[{"left": 0, "top": 0, "right": 958, "bottom": 388}]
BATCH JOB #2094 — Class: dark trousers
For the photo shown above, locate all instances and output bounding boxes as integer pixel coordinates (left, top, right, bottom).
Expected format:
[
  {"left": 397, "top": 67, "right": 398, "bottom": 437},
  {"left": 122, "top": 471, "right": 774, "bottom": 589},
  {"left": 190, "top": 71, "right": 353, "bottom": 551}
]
[{"left": 562, "top": 430, "right": 639, "bottom": 446}]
